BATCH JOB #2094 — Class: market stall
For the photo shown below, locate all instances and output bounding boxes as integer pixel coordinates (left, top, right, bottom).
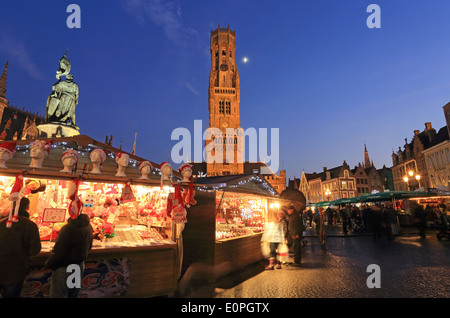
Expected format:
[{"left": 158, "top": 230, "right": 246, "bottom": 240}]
[
  {"left": 0, "top": 135, "right": 181, "bottom": 297},
  {"left": 181, "top": 174, "right": 278, "bottom": 280},
  {"left": 307, "top": 190, "right": 450, "bottom": 226}
]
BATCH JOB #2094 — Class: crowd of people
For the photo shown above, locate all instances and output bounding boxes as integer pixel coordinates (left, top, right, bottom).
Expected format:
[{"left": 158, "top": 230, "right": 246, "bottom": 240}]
[
  {"left": 303, "top": 203, "right": 400, "bottom": 240},
  {"left": 262, "top": 200, "right": 449, "bottom": 271}
]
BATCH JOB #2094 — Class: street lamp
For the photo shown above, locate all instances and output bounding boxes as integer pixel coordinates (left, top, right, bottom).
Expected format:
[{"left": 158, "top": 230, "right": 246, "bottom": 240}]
[
  {"left": 403, "top": 170, "right": 421, "bottom": 191},
  {"left": 325, "top": 189, "right": 331, "bottom": 201}
]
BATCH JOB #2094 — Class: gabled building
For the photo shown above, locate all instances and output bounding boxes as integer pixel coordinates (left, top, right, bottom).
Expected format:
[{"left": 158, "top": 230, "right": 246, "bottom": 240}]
[
  {"left": 391, "top": 122, "right": 437, "bottom": 191},
  {"left": 421, "top": 103, "right": 450, "bottom": 190},
  {"left": 300, "top": 161, "right": 357, "bottom": 203}
]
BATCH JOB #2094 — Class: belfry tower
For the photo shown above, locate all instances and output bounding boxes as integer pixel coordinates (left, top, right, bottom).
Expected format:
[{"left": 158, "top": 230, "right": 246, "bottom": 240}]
[{"left": 205, "top": 25, "right": 243, "bottom": 176}]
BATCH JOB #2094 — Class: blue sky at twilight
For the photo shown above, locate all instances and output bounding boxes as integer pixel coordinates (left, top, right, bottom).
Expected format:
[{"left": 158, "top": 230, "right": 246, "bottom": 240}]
[{"left": 1, "top": 0, "right": 450, "bottom": 181}]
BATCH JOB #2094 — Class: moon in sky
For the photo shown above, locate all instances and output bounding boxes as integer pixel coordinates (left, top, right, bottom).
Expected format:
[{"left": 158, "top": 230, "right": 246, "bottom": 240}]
[{"left": 242, "top": 57, "right": 249, "bottom": 63}]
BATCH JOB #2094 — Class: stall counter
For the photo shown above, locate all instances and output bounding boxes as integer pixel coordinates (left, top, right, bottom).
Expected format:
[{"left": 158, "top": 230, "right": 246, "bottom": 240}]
[{"left": 28, "top": 243, "right": 179, "bottom": 298}]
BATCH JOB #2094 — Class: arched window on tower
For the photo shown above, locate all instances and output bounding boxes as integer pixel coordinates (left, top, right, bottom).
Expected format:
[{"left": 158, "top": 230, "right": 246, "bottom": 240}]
[
  {"left": 219, "top": 101, "right": 224, "bottom": 114},
  {"left": 226, "top": 101, "right": 231, "bottom": 114}
]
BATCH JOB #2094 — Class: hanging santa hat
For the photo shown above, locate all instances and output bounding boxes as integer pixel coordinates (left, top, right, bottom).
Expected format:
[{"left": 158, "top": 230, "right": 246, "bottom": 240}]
[
  {"left": 67, "top": 178, "right": 82, "bottom": 219},
  {"left": 6, "top": 173, "right": 24, "bottom": 228},
  {"left": 9, "top": 173, "right": 24, "bottom": 202},
  {"left": 0, "top": 141, "right": 16, "bottom": 155}
]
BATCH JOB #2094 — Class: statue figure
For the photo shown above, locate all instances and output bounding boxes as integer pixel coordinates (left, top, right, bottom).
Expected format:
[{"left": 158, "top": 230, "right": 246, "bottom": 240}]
[{"left": 46, "top": 51, "right": 79, "bottom": 127}]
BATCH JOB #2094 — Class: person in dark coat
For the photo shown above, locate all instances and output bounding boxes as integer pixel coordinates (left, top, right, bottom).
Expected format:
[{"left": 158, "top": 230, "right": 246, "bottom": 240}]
[
  {"left": 45, "top": 212, "right": 93, "bottom": 298},
  {"left": 0, "top": 197, "right": 41, "bottom": 298},
  {"left": 340, "top": 207, "right": 349, "bottom": 235},
  {"left": 286, "top": 205, "right": 303, "bottom": 266},
  {"left": 368, "top": 205, "right": 383, "bottom": 241},
  {"left": 412, "top": 203, "right": 427, "bottom": 238}
]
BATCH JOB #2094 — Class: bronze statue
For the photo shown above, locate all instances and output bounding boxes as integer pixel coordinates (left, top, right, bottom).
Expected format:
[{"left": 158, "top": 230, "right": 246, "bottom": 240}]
[{"left": 46, "top": 51, "right": 79, "bottom": 127}]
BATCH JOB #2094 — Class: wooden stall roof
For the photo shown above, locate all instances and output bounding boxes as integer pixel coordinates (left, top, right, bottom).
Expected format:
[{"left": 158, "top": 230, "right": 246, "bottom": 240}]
[
  {"left": 195, "top": 174, "right": 278, "bottom": 197},
  {"left": 1, "top": 134, "right": 181, "bottom": 184}
]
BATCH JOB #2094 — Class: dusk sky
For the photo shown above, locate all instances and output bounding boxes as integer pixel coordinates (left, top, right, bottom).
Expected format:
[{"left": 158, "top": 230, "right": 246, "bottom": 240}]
[{"left": 2, "top": 0, "right": 450, "bottom": 180}]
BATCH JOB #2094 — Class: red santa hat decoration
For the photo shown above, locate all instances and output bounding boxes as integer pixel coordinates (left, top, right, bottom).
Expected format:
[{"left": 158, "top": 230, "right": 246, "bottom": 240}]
[
  {"left": 0, "top": 141, "right": 16, "bottom": 169},
  {"left": 0, "top": 141, "right": 16, "bottom": 154},
  {"left": 67, "top": 178, "right": 82, "bottom": 219},
  {"left": 6, "top": 173, "right": 24, "bottom": 228},
  {"left": 61, "top": 149, "right": 79, "bottom": 173},
  {"left": 30, "top": 140, "right": 52, "bottom": 155}
]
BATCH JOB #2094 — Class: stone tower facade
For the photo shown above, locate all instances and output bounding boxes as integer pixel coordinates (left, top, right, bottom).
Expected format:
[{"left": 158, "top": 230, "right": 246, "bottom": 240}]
[{"left": 205, "top": 25, "right": 243, "bottom": 176}]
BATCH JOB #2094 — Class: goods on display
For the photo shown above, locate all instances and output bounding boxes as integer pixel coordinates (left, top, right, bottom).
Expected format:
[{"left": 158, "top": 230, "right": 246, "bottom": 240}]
[
  {"left": 215, "top": 191, "right": 267, "bottom": 240},
  {"left": 0, "top": 175, "right": 174, "bottom": 250}
]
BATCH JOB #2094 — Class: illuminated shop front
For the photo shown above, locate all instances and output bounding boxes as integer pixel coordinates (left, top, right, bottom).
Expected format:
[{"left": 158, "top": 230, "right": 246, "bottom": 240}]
[
  {"left": 0, "top": 135, "right": 179, "bottom": 298},
  {"left": 182, "top": 174, "right": 278, "bottom": 280}
]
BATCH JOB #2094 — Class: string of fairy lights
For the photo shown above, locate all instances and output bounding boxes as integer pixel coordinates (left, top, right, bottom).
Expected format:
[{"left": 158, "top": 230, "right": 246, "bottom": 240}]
[{"left": 196, "top": 175, "right": 277, "bottom": 196}]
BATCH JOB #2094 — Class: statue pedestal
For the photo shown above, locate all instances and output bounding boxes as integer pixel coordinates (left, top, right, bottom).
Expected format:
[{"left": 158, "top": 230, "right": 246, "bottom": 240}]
[{"left": 37, "top": 123, "right": 80, "bottom": 138}]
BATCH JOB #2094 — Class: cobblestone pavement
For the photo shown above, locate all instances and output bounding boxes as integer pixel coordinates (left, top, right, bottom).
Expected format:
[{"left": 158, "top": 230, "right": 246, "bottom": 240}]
[{"left": 179, "top": 227, "right": 450, "bottom": 298}]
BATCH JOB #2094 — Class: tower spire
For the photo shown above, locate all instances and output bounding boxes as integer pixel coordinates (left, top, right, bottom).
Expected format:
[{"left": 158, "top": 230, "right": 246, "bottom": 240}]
[
  {"left": 364, "top": 143, "right": 371, "bottom": 168},
  {"left": 0, "top": 60, "right": 9, "bottom": 99}
]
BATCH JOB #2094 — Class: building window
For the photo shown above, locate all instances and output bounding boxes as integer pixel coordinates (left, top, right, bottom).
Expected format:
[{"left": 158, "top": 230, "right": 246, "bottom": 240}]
[
  {"left": 219, "top": 101, "right": 224, "bottom": 114},
  {"left": 226, "top": 101, "right": 231, "bottom": 114}
]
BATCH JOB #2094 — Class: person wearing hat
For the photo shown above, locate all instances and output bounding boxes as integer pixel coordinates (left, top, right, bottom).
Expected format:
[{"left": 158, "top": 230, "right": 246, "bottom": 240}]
[
  {"left": 0, "top": 197, "right": 41, "bottom": 297},
  {"left": 286, "top": 205, "right": 303, "bottom": 266}
]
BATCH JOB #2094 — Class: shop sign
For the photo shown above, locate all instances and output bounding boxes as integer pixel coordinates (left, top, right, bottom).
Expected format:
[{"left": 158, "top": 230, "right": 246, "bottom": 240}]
[{"left": 42, "top": 208, "right": 66, "bottom": 223}]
